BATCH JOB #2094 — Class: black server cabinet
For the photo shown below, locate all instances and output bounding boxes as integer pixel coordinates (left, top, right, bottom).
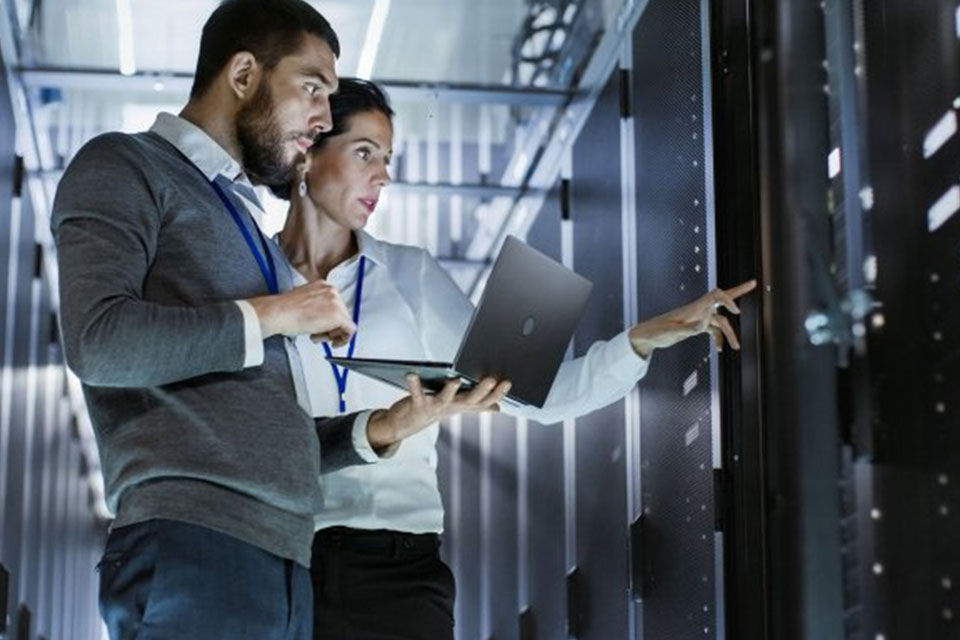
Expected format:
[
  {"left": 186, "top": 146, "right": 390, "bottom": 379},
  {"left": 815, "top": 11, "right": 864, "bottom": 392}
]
[
  {"left": 520, "top": 183, "right": 566, "bottom": 640},
  {"left": 569, "top": 65, "right": 631, "bottom": 640},
  {"left": 441, "top": 1, "right": 735, "bottom": 637},
  {"left": 1, "top": 95, "right": 40, "bottom": 640},
  {"left": 854, "top": 1, "right": 960, "bottom": 639},
  {"left": 487, "top": 412, "right": 520, "bottom": 640},
  {"left": 20, "top": 276, "right": 52, "bottom": 635},
  {"left": 0, "top": 47, "right": 16, "bottom": 546},
  {"left": 450, "top": 414, "right": 484, "bottom": 639},
  {"left": 712, "top": 0, "right": 849, "bottom": 634},
  {"left": 522, "top": 417, "right": 566, "bottom": 640},
  {"left": 632, "top": 0, "right": 724, "bottom": 638}
]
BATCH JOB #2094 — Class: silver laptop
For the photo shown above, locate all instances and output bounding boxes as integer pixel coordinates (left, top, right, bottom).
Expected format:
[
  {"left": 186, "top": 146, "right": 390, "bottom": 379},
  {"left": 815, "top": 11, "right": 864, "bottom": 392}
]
[{"left": 328, "top": 235, "right": 593, "bottom": 408}]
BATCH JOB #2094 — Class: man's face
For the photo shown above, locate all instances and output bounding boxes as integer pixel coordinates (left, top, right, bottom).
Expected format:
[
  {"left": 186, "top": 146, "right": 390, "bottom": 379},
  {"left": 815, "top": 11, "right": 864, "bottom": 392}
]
[{"left": 236, "top": 34, "right": 338, "bottom": 186}]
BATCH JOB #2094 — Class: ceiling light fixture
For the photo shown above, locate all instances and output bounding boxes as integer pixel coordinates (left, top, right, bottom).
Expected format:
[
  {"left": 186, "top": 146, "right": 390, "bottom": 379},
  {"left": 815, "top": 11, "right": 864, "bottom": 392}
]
[
  {"left": 116, "top": 0, "right": 136, "bottom": 76},
  {"left": 356, "top": 0, "right": 392, "bottom": 79}
]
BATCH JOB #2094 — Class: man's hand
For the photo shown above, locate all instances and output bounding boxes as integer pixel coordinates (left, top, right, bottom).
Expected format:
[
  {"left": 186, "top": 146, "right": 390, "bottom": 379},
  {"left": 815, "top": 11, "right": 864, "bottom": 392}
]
[
  {"left": 246, "top": 280, "right": 356, "bottom": 347},
  {"left": 366, "top": 375, "right": 512, "bottom": 452},
  {"left": 628, "top": 280, "right": 758, "bottom": 358}
]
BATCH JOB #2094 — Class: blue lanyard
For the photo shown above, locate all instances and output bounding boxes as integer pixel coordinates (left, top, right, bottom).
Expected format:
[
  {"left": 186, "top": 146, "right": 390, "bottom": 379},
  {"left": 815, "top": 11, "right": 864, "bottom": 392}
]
[
  {"left": 322, "top": 256, "right": 367, "bottom": 413},
  {"left": 210, "top": 179, "right": 279, "bottom": 295}
]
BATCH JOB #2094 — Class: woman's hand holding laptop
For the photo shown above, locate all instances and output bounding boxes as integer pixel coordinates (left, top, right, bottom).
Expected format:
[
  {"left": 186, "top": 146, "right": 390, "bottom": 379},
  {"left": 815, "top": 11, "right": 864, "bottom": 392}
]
[{"left": 365, "top": 375, "right": 512, "bottom": 455}]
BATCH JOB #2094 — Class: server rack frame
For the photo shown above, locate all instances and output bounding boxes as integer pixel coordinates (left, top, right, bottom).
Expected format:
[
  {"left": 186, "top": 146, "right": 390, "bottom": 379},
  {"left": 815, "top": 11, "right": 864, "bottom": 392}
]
[{"left": 711, "top": 0, "right": 848, "bottom": 638}]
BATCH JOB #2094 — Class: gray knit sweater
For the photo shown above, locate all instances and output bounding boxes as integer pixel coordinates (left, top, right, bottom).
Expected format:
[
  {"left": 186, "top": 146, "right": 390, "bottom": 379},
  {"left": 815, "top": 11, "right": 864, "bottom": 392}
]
[{"left": 52, "top": 130, "right": 368, "bottom": 567}]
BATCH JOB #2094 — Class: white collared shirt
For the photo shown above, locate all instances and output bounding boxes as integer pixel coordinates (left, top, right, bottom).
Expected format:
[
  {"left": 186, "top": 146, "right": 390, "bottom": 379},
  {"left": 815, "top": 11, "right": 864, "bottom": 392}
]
[{"left": 289, "top": 230, "right": 650, "bottom": 534}]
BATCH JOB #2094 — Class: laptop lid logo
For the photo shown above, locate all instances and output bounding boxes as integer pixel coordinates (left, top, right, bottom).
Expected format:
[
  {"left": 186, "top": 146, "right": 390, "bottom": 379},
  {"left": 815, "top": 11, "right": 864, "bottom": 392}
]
[{"left": 522, "top": 315, "right": 537, "bottom": 337}]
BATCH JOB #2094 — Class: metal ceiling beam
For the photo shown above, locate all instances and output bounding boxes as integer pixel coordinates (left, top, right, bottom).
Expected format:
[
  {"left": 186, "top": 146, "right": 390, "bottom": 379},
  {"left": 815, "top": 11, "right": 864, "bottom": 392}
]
[
  {"left": 392, "top": 181, "right": 542, "bottom": 199},
  {"left": 15, "top": 66, "right": 572, "bottom": 106},
  {"left": 378, "top": 80, "right": 569, "bottom": 106},
  {"left": 31, "top": 169, "right": 534, "bottom": 200}
]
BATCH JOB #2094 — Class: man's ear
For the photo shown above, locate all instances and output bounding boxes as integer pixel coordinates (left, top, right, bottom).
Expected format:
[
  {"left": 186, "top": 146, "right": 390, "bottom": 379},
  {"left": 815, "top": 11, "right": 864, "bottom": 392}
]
[{"left": 225, "top": 51, "right": 261, "bottom": 101}]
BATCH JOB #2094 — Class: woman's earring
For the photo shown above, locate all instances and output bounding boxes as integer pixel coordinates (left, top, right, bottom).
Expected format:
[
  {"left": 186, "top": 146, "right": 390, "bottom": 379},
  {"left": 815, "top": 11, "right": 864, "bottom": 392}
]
[{"left": 298, "top": 179, "right": 308, "bottom": 199}]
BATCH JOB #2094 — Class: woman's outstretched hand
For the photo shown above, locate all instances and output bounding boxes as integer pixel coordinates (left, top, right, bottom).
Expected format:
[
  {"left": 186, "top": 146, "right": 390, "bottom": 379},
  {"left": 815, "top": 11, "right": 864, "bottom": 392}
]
[{"left": 628, "top": 280, "right": 758, "bottom": 358}]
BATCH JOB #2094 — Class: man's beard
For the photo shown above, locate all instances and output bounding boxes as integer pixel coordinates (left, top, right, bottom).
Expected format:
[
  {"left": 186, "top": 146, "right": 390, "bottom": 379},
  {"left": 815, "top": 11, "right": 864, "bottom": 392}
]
[{"left": 236, "top": 81, "right": 294, "bottom": 187}]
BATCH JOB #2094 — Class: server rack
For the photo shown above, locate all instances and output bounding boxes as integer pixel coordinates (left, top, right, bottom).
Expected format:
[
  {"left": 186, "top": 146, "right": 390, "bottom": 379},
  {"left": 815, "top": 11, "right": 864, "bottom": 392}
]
[
  {"left": 0, "top": 48, "right": 107, "bottom": 640},
  {"left": 441, "top": 2, "right": 732, "bottom": 638},
  {"left": 443, "top": 1, "right": 959, "bottom": 639},
  {"left": 855, "top": 1, "right": 960, "bottom": 638},
  {"left": 711, "top": 1, "right": 960, "bottom": 639}
]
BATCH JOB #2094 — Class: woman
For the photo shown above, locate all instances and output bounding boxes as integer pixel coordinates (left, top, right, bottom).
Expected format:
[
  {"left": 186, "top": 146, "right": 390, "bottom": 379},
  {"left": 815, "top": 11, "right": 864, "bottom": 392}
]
[{"left": 275, "top": 78, "right": 755, "bottom": 640}]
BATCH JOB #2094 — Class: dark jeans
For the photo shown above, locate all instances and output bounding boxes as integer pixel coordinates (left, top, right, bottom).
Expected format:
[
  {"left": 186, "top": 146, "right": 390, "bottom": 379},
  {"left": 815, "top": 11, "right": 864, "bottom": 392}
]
[
  {"left": 311, "top": 528, "right": 456, "bottom": 640},
  {"left": 98, "top": 519, "right": 313, "bottom": 640}
]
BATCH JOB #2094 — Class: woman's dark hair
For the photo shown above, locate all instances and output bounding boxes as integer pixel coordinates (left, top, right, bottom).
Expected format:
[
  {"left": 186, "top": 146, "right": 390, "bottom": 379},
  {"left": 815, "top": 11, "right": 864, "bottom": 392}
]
[
  {"left": 191, "top": 0, "right": 341, "bottom": 98},
  {"left": 313, "top": 77, "right": 395, "bottom": 149},
  {"left": 270, "top": 78, "right": 395, "bottom": 200}
]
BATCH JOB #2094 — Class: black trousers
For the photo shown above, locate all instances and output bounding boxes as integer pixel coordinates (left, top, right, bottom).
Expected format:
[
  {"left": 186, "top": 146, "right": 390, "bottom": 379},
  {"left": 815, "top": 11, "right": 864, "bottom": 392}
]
[{"left": 311, "top": 527, "right": 456, "bottom": 640}]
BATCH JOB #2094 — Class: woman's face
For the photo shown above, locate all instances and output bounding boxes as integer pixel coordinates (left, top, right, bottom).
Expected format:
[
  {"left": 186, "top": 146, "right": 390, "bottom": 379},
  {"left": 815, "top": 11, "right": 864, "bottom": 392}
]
[{"left": 305, "top": 109, "right": 394, "bottom": 231}]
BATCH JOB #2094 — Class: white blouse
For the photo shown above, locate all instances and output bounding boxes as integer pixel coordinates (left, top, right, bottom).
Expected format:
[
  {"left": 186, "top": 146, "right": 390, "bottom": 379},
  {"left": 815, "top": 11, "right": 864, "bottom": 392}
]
[{"left": 288, "top": 231, "right": 650, "bottom": 534}]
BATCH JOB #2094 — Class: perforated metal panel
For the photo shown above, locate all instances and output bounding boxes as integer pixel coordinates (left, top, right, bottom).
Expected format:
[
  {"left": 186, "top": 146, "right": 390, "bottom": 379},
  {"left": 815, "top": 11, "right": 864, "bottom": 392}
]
[{"left": 632, "top": 1, "right": 720, "bottom": 638}]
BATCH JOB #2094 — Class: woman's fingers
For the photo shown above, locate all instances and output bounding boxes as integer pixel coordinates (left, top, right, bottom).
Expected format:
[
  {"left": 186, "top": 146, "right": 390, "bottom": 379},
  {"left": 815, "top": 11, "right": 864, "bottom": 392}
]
[
  {"left": 702, "top": 280, "right": 758, "bottom": 318},
  {"left": 445, "top": 378, "right": 512, "bottom": 412},
  {"left": 712, "top": 289, "right": 741, "bottom": 315},
  {"left": 438, "top": 378, "right": 462, "bottom": 404},
  {"left": 483, "top": 381, "right": 512, "bottom": 408},
  {"left": 711, "top": 314, "right": 741, "bottom": 350},
  {"left": 464, "top": 377, "right": 498, "bottom": 405},
  {"left": 406, "top": 374, "right": 426, "bottom": 407},
  {"left": 725, "top": 279, "right": 758, "bottom": 301},
  {"left": 329, "top": 329, "right": 352, "bottom": 348},
  {"left": 310, "top": 328, "right": 351, "bottom": 347},
  {"left": 710, "top": 326, "right": 724, "bottom": 351}
]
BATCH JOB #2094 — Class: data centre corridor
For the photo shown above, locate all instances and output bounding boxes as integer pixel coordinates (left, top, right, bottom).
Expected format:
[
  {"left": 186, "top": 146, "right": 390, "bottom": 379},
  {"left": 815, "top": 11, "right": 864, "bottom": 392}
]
[{"left": 0, "top": 0, "right": 957, "bottom": 639}]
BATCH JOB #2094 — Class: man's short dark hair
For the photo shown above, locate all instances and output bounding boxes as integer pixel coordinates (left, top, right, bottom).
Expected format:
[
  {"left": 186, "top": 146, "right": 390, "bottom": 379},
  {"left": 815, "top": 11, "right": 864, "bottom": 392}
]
[
  {"left": 270, "top": 78, "right": 395, "bottom": 200},
  {"left": 191, "top": 0, "right": 340, "bottom": 98}
]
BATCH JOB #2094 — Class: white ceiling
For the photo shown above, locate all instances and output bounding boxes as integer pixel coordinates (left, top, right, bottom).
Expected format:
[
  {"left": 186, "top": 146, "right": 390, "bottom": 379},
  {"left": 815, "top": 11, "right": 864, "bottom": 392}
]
[
  {"left": 15, "top": 0, "right": 639, "bottom": 173},
  {"left": 31, "top": 0, "right": 527, "bottom": 85},
  {"left": 19, "top": 0, "right": 570, "bottom": 162},
  {"left": 373, "top": 0, "right": 524, "bottom": 84}
]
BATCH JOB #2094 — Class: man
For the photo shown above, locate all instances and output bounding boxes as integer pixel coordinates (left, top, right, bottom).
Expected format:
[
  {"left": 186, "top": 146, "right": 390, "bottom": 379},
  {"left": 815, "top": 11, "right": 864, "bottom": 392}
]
[{"left": 51, "top": 1, "right": 508, "bottom": 638}]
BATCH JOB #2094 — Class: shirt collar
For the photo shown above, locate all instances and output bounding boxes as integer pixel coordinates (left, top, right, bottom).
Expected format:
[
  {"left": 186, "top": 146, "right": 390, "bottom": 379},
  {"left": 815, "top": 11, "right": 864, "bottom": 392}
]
[
  {"left": 355, "top": 230, "right": 388, "bottom": 267},
  {"left": 150, "top": 112, "right": 245, "bottom": 183}
]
